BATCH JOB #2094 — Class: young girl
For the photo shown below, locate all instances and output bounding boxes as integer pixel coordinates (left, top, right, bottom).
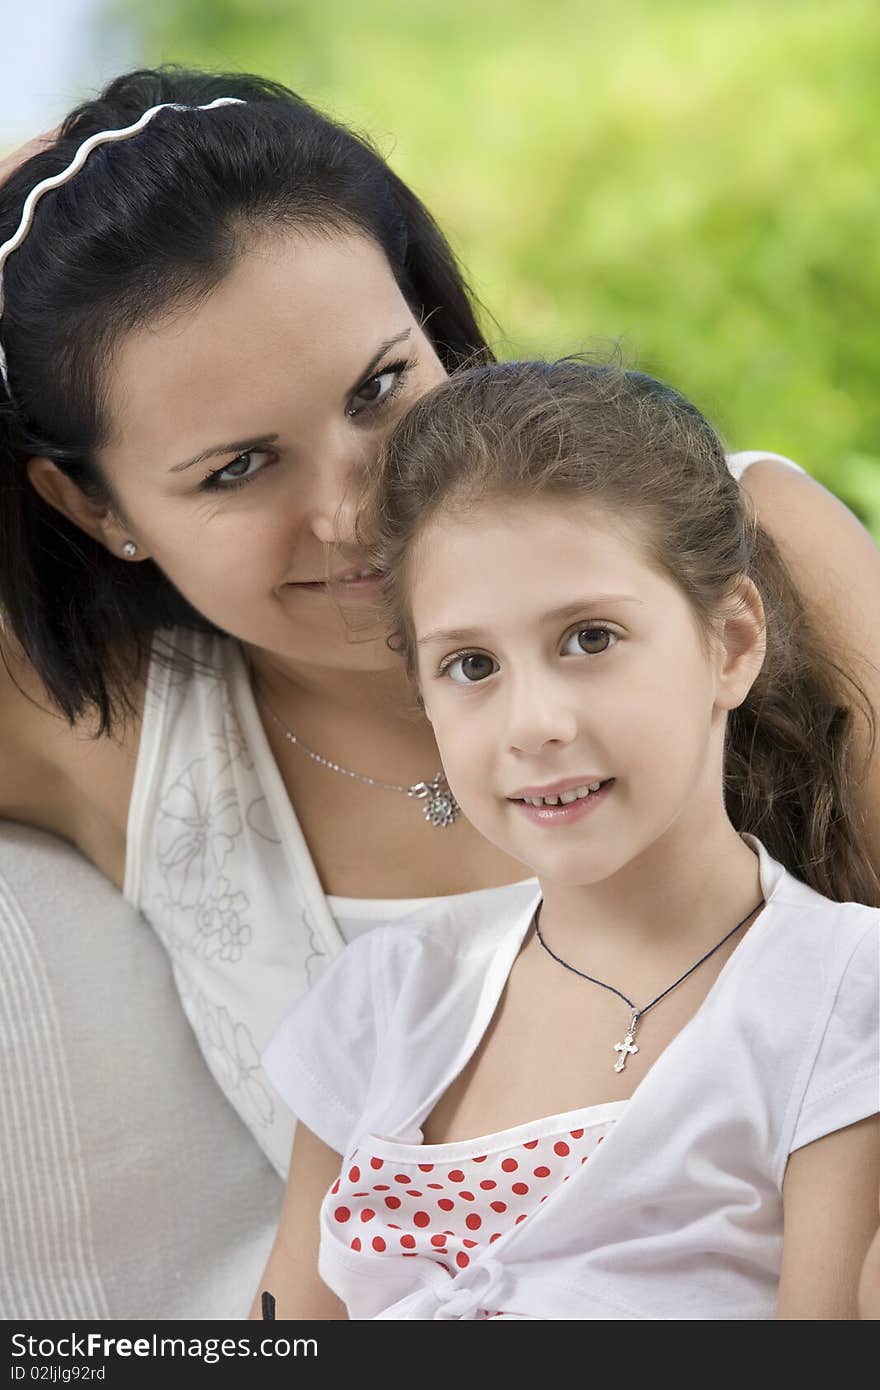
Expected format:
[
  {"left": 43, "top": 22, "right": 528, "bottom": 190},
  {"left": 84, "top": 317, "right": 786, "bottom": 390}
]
[{"left": 258, "top": 360, "right": 879, "bottom": 1320}]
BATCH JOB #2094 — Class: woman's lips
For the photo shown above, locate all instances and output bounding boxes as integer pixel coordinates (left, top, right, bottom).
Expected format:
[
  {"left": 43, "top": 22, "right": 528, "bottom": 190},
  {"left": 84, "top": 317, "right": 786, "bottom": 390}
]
[{"left": 287, "top": 571, "right": 384, "bottom": 594}]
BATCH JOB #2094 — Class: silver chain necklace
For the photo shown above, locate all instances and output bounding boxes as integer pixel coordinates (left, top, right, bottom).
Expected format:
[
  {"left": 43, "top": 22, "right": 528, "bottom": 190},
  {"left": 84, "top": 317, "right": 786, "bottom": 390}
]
[
  {"left": 533, "top": 897, "right": 764, "bottom": 1072},
  {"left": 261, "top": 696, "right": 461, "bottom": 828}
]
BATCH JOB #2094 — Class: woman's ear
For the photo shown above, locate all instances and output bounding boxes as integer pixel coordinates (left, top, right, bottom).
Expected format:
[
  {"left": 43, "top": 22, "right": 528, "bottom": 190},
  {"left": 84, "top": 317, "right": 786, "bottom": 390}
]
[
  {"left": 713, "top": 576, "right": 767, "bottom": 712},
  {"left": 26, "top": 457, "right": 147, "bottom": 560}
]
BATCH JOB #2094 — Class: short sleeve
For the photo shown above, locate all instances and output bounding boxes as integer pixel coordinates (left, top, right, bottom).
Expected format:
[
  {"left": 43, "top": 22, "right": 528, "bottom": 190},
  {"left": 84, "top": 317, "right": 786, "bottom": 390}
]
[
  {"left": 790, "top": 923, "right": 879, "bottom": 1153},
  {"left": 261, "top": 932, "right": 381, "bottom": 1155}
]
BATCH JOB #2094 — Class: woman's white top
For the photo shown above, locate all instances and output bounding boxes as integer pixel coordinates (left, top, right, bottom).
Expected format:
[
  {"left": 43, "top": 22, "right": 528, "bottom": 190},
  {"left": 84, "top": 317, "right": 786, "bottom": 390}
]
[
  {"left": 123, "top": 451, "right": 807, "bottom": 1177},
  {"left": 262, "top": 836, "right": 879, "bottom": 1320}
]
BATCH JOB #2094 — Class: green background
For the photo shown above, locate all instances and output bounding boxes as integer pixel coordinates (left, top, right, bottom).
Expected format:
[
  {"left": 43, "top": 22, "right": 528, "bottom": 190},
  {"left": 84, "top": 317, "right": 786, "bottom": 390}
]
[{"left": 96, "top": 0, "right": 880, "bottom": 536}]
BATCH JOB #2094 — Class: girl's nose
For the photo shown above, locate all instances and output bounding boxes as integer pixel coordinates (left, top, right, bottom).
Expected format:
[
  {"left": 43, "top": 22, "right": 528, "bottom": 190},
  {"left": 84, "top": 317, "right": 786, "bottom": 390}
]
[{"left": 505, "top": 673, "right": 580, "bottom": 755}]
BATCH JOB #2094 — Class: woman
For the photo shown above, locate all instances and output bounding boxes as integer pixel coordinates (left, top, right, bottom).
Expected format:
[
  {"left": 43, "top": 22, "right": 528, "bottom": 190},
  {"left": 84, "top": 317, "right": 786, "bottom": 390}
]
[{"left": 1, "top": 66, "right": 878, "bottom": 1302}]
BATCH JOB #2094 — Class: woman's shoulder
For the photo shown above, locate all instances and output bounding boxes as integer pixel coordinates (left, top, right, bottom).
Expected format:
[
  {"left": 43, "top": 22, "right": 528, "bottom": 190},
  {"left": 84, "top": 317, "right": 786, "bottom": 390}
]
[{"left": 725, "top": 450, "right": 808, "bottom": 483}]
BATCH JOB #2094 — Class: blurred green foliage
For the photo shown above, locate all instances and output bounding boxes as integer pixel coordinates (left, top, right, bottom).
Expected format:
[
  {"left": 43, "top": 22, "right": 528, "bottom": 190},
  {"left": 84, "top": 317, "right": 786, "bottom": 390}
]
[{"left": 106, "top": 0, "right": 879, "bottom": 532}]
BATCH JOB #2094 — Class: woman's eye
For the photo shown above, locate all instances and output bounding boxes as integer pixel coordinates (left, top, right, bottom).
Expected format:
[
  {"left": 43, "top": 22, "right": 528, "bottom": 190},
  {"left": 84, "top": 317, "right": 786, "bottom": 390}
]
[
  {"left": 347, "top": 360, "right": 410, "bottom": 417},
  {"left": 202, "top": 450, "right": 273, "bottom": 491},
  {"left": 440, "top": 652, "right": 499, "bottom": 685},
  {"left": 562, "top": 626, "right": 617, "bottom": 656}
]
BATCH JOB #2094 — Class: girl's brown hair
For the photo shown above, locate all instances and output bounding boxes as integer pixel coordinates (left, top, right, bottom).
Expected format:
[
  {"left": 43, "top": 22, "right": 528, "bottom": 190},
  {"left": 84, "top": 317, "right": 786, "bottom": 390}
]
[{"left": 360, "top": 358, "right": 879, "bottom": 907}]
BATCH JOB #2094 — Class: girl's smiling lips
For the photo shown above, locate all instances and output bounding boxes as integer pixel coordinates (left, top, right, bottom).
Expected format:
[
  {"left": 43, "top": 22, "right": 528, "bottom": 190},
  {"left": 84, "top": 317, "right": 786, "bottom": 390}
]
[
  {"left": 512, "top": 779, "right": 615, "bottom": 824},
  {"left": 507, "top": 775, "right": 613, "bottom": 800}
]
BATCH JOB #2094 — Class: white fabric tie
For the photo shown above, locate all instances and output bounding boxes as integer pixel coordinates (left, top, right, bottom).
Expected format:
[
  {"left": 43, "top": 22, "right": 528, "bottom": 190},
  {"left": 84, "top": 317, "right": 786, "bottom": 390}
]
[{"left": 374, "top": 1255, "right": 510, "bottom": 1321}]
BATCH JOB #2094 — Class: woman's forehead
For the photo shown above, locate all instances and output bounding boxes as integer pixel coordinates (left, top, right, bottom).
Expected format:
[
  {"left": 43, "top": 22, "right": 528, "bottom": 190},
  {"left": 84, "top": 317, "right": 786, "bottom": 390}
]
[{"left": 101, "top": 229, "right": 414, "bottom": 465}]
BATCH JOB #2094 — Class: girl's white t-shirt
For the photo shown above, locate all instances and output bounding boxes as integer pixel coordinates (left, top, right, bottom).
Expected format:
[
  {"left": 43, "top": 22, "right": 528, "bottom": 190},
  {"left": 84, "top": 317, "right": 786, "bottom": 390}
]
[
  {"left": 262, "top": 836, "right": 879, "bottom": 1320},
  {"left": 124, "top": 451, "right": 809, "bottom": 1177}
]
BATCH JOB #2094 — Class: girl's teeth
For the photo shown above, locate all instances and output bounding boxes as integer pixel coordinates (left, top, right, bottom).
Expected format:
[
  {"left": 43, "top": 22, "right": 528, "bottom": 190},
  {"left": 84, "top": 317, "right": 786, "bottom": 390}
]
[{"left": 523, "top": 782, "right": 604, "bottom": 808}]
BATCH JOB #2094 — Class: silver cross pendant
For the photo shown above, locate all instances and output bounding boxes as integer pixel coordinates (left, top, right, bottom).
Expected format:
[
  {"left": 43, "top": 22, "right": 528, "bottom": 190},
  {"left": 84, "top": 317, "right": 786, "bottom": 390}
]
[{"left": 613, "top": 1012, "right": 640, "bottom": 1073}]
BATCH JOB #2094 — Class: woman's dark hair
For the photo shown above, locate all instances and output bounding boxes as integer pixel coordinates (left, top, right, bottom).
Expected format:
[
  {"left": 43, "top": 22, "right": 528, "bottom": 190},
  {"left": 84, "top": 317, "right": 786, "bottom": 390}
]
[
  {"left": 0, "top": 66, "right": 491, "bottom": 733},
  {"left": 363, "top": 358, "right": 879, "bottom": 906}
]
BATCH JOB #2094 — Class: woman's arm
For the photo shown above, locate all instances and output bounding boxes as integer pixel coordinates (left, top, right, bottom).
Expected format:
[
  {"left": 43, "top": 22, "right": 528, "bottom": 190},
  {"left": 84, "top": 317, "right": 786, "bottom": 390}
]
[
  {"left": 777, "top": 1113, "right": 880, "bottom": 1319},
  {"left": 249, "top": 1121, "right": 348, "bottom": 1320},
  {"left": 741, "top": 460, "right": 880, "bottom": 863}
]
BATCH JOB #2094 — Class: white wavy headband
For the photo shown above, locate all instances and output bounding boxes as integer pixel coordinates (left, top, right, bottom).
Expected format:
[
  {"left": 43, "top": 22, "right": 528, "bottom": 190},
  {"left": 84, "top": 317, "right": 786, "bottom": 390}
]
[{"left": 0, "top": 97, "right": 246, "bottom": 394}]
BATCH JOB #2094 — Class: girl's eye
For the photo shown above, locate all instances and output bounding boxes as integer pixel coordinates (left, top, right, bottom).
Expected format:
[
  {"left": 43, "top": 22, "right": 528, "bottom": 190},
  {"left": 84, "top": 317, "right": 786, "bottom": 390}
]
[
  {"left": 201, "top": 449, "right": 274, "bottom": 491},
  {"left": 437, "top": 627, "right": 617, "bottom": 684},
  {"left": 347, "top": 359, "right": 412, "bottom": 417},
  {"left": 439, "top": 652, "right": 500, "bottom": 685},
  {"left": 561, "top": 626, "right": 617, "bottom": 656}
]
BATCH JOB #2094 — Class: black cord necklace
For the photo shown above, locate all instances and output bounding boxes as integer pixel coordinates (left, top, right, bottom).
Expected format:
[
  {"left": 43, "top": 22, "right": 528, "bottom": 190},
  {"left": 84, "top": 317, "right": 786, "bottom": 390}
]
[{"left": 532, "top": 897, "right": 765, "bottom": 1072}]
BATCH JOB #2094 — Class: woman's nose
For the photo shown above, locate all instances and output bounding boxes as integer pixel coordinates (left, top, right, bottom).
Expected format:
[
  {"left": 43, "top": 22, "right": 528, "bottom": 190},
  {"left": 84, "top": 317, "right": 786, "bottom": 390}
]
[
  {"left": 505, "top": 671, "right": 580, "bottom": 754},
  {"left": 299, "top": 433, "right": 370, "bottom": 547}
]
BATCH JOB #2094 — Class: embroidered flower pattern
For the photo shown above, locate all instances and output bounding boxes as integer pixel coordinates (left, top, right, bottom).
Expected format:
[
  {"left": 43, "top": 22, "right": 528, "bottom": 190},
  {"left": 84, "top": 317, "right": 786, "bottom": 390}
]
[
  {"left": 200, "top": 1000, "right": 275, "bottom": 1130},
  {"left": 207, "top": 678, "right": 255, "bottom": 772},
  {"left": 302, "top": 906, "right": 329, "bottom": 986},
  {"left": 157, "top": 756, "right": 241, "bottom": 908},
  {"left": 142, "top": 631, "right": 331, "bottom": 1170},
  {"left": 246, "top": 795, "right": 282, "bottom": 845},
  {"left": 194, "top": 878, "right": 253, "bottom": 962}
]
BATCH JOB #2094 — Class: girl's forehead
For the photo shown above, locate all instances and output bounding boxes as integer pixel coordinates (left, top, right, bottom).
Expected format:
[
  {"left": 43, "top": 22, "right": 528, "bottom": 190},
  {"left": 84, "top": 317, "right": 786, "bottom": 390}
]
[
  {"left": 410, "top": 497, "right": 661, "bottom": 629},
  {"left": 415, "top": 493, "right": 640, "bottom": 563}
]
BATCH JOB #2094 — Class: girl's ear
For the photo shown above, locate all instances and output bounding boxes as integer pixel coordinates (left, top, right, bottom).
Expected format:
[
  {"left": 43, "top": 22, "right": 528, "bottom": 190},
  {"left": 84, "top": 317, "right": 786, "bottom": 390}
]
[
  {"left": 26, "top": 457, "right": 148, "bottom": 560},
  {"left": 713, "top": 576, "right": 767, "bottom": 712}
]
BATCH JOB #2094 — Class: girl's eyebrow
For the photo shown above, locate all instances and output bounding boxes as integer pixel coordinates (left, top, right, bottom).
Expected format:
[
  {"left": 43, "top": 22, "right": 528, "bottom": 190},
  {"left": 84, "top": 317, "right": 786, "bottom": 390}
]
[
  {"left": 167, "top": 329, "right": 414, "bottom": 474},
  {"left": 169, "top": 433, "right": 280, "bottom": 475},
  {"left": 417, "top": 595, "right": 643, "bottom": 647}
]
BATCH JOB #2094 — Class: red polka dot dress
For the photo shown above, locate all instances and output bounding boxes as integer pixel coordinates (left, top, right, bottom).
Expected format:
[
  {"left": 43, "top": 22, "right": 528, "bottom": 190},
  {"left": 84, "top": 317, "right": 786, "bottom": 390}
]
[{"left": 325, "top": 1106, "right": 619, "bottom": 1317}]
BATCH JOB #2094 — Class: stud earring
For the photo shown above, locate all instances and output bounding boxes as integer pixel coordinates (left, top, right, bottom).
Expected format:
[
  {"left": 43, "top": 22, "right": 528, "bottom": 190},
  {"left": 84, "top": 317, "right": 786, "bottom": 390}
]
[{"left": 122, "top": 541, "right": 137, "bottom": 558}]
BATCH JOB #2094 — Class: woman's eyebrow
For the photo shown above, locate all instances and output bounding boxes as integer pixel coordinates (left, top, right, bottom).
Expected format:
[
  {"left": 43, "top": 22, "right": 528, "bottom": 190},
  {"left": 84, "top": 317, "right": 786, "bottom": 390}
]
[
  {"left": 167, "top": 330, "right": 414, "bottom": 473},
  {"left": 351, "top": 329, "right": 412, "bottom": 392},
  {"left": 417, "top": 596, "right": 643, "bottom": 647},
  {"left": 168, "top": 433, "right": 280, "bottom": 475}
]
